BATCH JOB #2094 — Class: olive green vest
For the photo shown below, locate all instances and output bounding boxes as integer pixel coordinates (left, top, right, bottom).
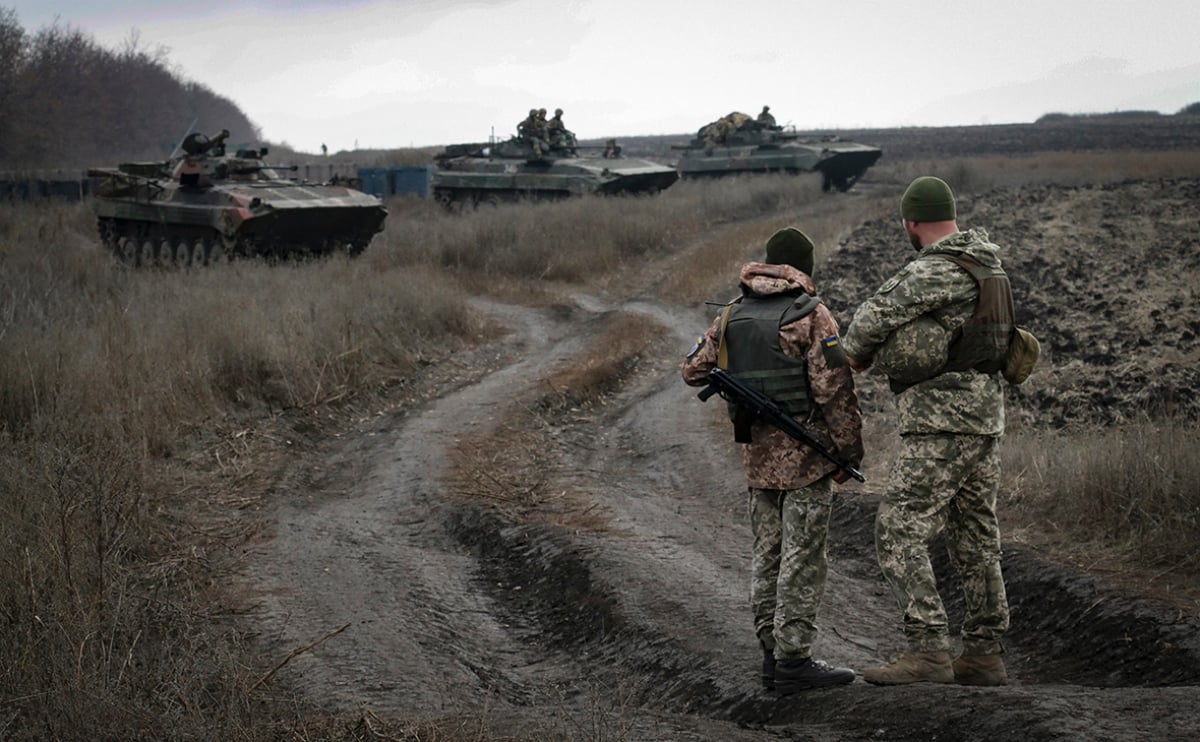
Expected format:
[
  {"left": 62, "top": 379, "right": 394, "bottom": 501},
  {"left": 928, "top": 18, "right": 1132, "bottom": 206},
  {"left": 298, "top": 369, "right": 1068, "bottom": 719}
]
[
  {"left": 933, "top": 251, "right": 1016, "bottom": 375},
  {"left": 717, "top": 292, "right": 821, "bottom": 427}
]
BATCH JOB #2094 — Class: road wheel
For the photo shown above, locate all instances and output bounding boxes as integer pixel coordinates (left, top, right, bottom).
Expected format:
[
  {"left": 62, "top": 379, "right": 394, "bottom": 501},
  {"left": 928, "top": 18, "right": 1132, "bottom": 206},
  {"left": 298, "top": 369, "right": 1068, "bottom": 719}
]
[
  {"left": 117, "top": 235, "right": 137, "bottom": 264},
  {"left": 157, "top": 239, "right": 177, "bottom": 268},
  {"left": 207, "top": 241, "right": 225, "bottom": 265},
  {"left": 188, "top": 239, "right": 207, "bottom": 267},
  {"left": 97, "top": 219, "right": 119, "bottom": 254},
  {"left": 137, "top": 239, "right": 155, "bottom": 267}
]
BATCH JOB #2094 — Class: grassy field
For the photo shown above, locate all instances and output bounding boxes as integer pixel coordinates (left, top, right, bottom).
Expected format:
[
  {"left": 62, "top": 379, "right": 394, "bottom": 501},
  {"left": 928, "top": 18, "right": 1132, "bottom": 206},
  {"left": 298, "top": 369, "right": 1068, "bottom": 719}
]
[{"left": 2, "top": 149, "right": 1198, "bottom": 738}]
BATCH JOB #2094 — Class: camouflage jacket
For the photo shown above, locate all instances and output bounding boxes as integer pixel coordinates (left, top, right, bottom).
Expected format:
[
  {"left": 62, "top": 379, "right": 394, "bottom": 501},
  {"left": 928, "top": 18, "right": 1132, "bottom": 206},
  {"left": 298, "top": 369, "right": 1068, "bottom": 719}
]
[
  {"left": 682, "top": 262, "right": 864, "bottom": 490},
  {"left": 842, "top": 229, "right": 1006, "bottom": 436}
]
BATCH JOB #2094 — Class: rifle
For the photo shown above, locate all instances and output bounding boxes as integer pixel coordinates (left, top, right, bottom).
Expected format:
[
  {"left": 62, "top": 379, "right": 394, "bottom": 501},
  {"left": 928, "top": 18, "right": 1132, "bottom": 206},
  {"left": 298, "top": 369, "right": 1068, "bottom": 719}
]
[{"left": 697, "top": 367, "right": 865, "bottom": 483}]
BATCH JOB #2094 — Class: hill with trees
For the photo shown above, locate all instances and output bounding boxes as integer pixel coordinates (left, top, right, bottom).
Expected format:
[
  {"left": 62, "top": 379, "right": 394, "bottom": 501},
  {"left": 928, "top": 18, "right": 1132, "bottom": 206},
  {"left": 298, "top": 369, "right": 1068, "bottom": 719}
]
[{"left": 0, "top": 7, "right": 259, "bottom": 170}]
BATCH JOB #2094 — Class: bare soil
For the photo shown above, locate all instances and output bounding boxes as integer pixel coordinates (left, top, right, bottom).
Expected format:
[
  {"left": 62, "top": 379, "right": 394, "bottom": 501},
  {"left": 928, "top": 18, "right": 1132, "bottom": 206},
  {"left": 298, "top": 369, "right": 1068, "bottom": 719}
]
[{"left": 238, "top": 173, "right": 1200, "bottom": 739}]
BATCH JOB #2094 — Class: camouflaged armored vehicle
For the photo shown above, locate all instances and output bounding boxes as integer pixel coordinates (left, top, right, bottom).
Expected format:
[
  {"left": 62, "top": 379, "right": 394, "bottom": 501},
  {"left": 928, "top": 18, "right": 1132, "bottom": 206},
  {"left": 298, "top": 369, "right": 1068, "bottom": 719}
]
[
  {"left": 674, "top": 111, "right": 882, "bottom": 191},
  {"left": 88, "top": 129, "right": 387, "bottom": 265},
  {"left": 431, "top": 135, "right": 678, "bottom": 205}
]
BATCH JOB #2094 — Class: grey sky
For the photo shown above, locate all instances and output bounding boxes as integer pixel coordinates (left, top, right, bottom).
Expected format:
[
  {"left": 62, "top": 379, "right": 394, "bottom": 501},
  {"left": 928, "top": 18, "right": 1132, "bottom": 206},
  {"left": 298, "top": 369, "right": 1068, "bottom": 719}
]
[{"left": 7, "top": 0, "right": 1200, "bottom": 153}]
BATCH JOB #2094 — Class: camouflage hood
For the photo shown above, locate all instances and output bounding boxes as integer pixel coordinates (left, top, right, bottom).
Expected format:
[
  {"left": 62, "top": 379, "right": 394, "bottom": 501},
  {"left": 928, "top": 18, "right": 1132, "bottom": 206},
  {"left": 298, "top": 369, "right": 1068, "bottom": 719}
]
[
  {"left": 739, "top": 261, "right": 817, "bottom": 298},
  {"left": 919, "top": 228, "right": 1003, "bottom": 268}
]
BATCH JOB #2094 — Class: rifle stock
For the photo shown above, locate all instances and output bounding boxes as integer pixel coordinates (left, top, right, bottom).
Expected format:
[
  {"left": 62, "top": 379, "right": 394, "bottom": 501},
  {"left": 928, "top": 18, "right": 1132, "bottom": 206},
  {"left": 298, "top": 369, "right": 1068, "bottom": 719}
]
[{"left": 698, "top": 367, "right": 865, "bottom": 483}]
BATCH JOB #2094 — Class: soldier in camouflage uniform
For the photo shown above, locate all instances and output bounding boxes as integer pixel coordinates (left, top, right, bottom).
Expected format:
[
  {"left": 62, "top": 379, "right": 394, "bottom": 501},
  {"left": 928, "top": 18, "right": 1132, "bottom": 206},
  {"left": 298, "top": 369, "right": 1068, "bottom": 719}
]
[
  {"left": 517, "top": 109, "right": 548, "bottom": 156},
  {"left": 842, "top": 176, "right": 1012, "bottom": 687},
  {"left": 546, "top": 108, "right": 575, "bottom": 151},
  {"left": 757, "top": 105, "right": 777, "bottom": 128},
  {"left": 682, "top": 227, "right": 864, "bottom": 695}
]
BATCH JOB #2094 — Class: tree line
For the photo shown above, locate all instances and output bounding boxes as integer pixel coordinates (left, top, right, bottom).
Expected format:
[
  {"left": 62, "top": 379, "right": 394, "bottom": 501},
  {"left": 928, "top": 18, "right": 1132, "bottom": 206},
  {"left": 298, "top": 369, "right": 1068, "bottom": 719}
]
[{"left": 0, "top": 6, "right": 259, "bottom": 171}]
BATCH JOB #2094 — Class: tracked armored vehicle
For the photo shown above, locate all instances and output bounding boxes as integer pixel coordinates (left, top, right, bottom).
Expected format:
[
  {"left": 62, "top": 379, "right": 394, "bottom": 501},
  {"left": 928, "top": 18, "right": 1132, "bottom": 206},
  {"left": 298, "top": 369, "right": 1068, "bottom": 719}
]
[
  {"left": 674, "top": 111, "right": 882, "bottom": 191},
  {"left": 89, "top": 129, "right": 387, "bottom": 265},
  {"left": 431, "top": 135, "right": 678, "bottom": 205}
]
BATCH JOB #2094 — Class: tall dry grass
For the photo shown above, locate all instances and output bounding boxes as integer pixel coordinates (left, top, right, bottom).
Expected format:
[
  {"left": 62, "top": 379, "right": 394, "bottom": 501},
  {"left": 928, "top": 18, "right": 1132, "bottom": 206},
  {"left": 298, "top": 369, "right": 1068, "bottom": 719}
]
[
  {"left": 0, "top": 201, "right": 477, "bottom": 738},
  {"left": 1003, "top": 421, "right": 1200, "bottom": 573},
  {"left": 377, "top": 173, "right": 835, "bottom": 284}
]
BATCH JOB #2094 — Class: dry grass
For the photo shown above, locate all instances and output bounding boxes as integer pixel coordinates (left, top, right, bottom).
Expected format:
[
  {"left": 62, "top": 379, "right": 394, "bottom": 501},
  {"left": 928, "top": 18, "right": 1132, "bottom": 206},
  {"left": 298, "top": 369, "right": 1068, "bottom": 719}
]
[
  {"left": 375, "top": 172, "right": 835, "bottom": 288},
  {"left": 648, "top": 175, "right": 894, "bottom": 304},
  {"left": 0, "top": 201, "right": 479, "bottom": 738},
  {"left": 447, "top": 311, "right": 669, "bottom": 534},
  {"left": 539, "top": 313, "right": 669, "bottom": 412},
  {"left": 1003, "top": 421, "right": 1200, "bottom": 594}
]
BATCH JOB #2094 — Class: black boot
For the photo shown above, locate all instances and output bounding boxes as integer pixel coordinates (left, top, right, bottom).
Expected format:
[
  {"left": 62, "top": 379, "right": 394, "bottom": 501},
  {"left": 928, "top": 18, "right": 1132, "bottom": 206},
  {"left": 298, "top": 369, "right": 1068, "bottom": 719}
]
[
  {"left": 775, "top": 657, "right": 856, "bottom": 695},
  {"left": 761, "top": 644, "right": 776, "bottom": 691}
]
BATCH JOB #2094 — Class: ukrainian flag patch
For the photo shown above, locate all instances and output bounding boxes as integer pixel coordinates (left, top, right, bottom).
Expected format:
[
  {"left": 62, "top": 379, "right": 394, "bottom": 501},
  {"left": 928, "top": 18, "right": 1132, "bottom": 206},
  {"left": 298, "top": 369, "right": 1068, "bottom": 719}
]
[
  {"left": 686, "top": 335, "right": 706, "bottom": 358},
  {"left": 821, "top": 335, "right": 849, "bottom": 368}
]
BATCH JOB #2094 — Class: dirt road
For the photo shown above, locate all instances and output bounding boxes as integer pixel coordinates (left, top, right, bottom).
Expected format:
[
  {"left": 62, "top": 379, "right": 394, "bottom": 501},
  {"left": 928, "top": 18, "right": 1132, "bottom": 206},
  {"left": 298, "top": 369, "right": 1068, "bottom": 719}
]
[{"left": 243, "top": 180, "right": 1200, "bottom": 740}]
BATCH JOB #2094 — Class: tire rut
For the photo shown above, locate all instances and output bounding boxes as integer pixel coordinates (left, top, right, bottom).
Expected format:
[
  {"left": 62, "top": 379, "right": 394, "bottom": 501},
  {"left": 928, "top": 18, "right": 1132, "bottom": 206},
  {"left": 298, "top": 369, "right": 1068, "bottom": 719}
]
[{"left": 246, "top": 288, "right": 1200, "bottom": 740}]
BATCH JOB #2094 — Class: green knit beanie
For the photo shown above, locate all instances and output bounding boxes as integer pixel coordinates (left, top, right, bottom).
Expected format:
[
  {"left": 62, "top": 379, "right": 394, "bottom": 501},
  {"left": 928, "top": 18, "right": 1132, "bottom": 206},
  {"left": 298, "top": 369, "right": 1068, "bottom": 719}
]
[
  {"left": 764, "top": 227, "right": 815, "bottom": 276},
  {"left": 901, "top": 176, "right": 956, "bottom": 222}
]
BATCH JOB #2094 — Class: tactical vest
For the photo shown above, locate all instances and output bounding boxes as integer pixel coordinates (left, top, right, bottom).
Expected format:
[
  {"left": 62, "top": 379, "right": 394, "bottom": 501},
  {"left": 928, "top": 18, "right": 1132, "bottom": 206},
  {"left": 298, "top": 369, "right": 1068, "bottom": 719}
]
[
  {"left": 932, "top": 251, "right": 1016, "bottom": 375},
  {"left": 717, "top": 292, "right": 821, "bottom": 441}
]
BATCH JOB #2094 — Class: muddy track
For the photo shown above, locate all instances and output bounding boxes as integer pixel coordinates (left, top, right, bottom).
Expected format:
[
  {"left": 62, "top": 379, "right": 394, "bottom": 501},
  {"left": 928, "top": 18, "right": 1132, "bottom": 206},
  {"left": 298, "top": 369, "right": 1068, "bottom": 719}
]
[{"left": 244, "top": 291, "right": 1200, "bottom": 741}]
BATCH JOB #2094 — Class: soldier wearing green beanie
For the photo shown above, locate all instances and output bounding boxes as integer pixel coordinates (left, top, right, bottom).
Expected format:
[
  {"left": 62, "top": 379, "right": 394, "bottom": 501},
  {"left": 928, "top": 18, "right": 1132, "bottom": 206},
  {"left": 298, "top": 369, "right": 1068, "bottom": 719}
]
[
  {"left": 764, "top": 226, "right": 815, "bottom": 277},
  {"left": 842, "top": 174, "right": 1017, "bottom": 689},
  {"left": 901, "top": 176, "right": 957, "bottom": 222},
  {"left": 682, "top": 226, "right": 863, "bottom": 695}
]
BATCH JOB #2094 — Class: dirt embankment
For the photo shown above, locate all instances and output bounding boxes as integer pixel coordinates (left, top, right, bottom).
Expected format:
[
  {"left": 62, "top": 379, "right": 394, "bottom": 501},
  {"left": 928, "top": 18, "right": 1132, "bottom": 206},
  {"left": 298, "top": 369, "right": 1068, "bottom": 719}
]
[
  {"left": 240, "top": 178, "right": 1200, "bottom": 741},
  {"left": 822, "top": 177, "right": 1200, "bottom": 427}
]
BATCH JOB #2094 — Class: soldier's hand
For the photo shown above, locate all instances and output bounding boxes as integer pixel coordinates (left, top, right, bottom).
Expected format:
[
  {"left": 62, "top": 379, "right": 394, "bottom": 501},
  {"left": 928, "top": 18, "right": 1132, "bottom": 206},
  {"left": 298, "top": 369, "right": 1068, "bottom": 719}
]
[
  {"left": 832, "top": 469, "right": 852, "bottom": 484},
  {"left": 848, "top": 356, "right": 872, "bottom": 373}
]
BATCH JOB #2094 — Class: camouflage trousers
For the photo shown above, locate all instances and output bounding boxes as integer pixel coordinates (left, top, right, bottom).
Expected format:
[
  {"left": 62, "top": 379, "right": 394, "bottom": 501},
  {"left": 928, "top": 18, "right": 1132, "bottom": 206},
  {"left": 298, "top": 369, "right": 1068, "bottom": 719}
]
[
  {"left": 748, "top": 476, "right": 833, "bottom": 660},
  {"left": 876, "top": 433, "right": 1010, "bottom": 655}
]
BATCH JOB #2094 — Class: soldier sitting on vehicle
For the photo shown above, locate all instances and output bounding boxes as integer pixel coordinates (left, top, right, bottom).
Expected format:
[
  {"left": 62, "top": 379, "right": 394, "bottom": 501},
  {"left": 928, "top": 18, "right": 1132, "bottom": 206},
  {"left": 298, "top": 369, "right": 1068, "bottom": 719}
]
[
  {"left": 547, "top": 108, "right": 577, "bottom": 153},
  {"left": 517, "top": 108, "right": 549, "bottom": 157},
  {"left": 517, "top": 108, "right": 538, "bottom": 138},
  {"left": 758, "top": 105, "right": 779, "bottom": 130}
]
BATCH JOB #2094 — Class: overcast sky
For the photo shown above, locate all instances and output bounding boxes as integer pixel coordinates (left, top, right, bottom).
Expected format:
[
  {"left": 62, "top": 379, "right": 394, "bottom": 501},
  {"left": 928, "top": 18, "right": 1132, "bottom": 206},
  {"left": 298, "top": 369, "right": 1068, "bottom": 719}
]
[{"left": 8, "top": 0, "right": 1200, "bottom": 153}]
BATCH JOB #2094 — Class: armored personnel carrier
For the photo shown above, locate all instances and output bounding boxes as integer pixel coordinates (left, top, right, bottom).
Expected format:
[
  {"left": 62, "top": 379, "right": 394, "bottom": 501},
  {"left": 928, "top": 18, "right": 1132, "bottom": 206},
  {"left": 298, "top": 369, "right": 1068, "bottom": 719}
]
[
  {"left": 89, "top": 129, "right": 387, "bottom": 265},
  {"left": 674, "top": 111, "right": 882, "bottom": 191},
  {"left": 431, "top": 135, "right": 678, "bottom": 205}
]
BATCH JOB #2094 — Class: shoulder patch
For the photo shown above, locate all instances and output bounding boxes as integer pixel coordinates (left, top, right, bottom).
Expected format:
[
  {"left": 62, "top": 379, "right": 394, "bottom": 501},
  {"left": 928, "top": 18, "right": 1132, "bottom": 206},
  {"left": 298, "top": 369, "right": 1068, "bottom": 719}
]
[
  {"left": 879, "top": 268, "right": 911, "bottom": 294},
  {"left": 822, "top": 335, "right": 849, "bottom": 368},
  {"left": 685, "top": 335, "right": 706, "bottom": 358}
]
